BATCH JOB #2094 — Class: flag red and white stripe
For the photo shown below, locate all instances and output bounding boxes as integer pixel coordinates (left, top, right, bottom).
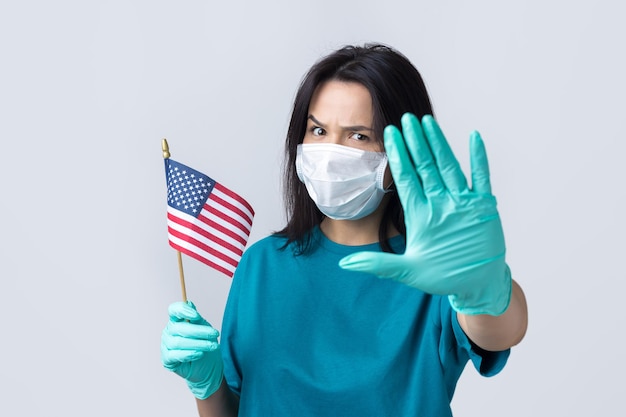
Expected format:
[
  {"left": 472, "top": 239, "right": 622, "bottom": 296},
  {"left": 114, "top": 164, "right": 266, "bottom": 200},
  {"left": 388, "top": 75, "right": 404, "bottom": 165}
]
[{"left": 165, "top": 158, "right": 254, "bottom": 277}]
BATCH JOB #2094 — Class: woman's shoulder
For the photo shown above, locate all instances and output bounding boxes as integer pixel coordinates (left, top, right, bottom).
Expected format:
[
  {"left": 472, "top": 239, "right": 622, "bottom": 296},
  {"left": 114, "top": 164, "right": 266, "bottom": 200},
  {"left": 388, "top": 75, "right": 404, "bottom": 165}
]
[
  {"left": 245, "top": 232, "right": 290, "bottom": 253},
  {"left": 232, "top": 233, "right": 299, "bottom": 283},
  {"left": 238, "top": 233, "right": 294, "bottom": 267}
]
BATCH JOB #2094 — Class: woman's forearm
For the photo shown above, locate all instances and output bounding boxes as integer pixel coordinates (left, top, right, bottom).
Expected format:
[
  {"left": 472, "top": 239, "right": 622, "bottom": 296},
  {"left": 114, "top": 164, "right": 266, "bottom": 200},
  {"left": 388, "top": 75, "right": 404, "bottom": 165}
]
[
  {"left": 458, "top": 279, "right": 528, "bottom": 351},
  {"left": 196, "top": 379, "right": 240, "bottom": 417}
]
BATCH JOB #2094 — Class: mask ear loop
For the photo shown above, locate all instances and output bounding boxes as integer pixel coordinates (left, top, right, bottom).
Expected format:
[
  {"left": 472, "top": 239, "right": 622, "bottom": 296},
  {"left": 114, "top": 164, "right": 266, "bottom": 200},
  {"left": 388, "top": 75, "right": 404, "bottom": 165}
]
[
  {"left": 295, "top": 145, "right": 306, "bottom": 183},
  {"left": 376, "top": 155, "right": 394, "bottom": 193}
]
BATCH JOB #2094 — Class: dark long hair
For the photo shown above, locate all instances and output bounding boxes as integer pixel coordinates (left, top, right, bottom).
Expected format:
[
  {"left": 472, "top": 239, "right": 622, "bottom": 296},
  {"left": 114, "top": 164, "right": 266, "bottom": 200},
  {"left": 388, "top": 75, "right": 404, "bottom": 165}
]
[{"left": 276, "top": 43, "right": 434, "bottom": 254}]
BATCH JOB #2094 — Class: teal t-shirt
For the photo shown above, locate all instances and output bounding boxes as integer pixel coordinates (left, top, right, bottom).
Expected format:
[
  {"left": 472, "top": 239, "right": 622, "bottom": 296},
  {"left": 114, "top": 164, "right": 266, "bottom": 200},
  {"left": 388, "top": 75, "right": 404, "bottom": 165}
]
[{"left": 221, "top": 227, "right": 509, "bottom": 416}]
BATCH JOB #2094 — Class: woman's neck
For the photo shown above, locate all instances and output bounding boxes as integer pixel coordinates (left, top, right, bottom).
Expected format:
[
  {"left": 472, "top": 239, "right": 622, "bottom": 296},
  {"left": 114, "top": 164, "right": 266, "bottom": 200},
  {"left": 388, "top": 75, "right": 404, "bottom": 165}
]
[
  {"left": 319, "top": 217, "right": 380, "bottom": 246},
  {"left": 319, "top": 210, "right": 399, "bottom": 246}
]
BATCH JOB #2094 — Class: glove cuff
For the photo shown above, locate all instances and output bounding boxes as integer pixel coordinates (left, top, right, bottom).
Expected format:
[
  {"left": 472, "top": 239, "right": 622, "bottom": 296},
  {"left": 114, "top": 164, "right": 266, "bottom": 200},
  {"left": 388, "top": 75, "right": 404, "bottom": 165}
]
[
  {"left": 186, "top": 350, "right": 225, "bottom": 400},
  {"left": 187, "top": 371, "right": 225, "bottom": 400},
  {"left": 448, "top": 263, "right": 512, "bottom": 316}
]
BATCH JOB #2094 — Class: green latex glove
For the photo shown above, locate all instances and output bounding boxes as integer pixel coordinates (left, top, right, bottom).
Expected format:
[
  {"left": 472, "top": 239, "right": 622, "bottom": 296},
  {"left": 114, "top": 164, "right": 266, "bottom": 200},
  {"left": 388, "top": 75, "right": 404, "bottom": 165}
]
[
  {"left": 161, "top": 301, "right": 224, "bottom": 399},
  {"left": 339, "top": 113, "right": 511, "bottom": 316}
]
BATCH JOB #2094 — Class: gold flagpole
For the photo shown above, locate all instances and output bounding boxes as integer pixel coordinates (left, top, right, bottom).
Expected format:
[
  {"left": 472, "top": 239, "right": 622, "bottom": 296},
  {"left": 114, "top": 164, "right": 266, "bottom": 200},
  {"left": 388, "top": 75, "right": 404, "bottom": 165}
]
[{"left": 162, "top": 138, "right": 188, "bottom": 303}]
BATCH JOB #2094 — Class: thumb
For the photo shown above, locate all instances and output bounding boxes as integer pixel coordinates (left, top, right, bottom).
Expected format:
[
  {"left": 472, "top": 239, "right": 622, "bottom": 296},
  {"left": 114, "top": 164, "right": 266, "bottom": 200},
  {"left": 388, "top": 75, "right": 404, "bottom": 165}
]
[
  {"left": 168, "top": 301, "right": 207, "bottom": 325},
  {"left": 339, "top": 252, "right": 409, "bottom": 280}
]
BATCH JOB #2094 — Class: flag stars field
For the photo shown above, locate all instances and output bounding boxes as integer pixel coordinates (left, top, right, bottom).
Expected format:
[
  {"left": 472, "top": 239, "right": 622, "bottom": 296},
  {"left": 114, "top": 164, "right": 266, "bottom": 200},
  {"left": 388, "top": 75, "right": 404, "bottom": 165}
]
[{"left": 164, "top": 157, "right": 255, "bottom": 278}]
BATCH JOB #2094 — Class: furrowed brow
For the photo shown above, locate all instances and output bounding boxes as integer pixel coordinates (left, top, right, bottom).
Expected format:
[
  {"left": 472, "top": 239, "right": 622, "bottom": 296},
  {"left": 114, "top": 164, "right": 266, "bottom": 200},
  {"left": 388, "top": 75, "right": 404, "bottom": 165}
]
[
  {"left": 308, "top": 115, "right": 325, "bottom": 127},
  {"left": 308, "top": 114, "right": 373, "bottom": 132}
]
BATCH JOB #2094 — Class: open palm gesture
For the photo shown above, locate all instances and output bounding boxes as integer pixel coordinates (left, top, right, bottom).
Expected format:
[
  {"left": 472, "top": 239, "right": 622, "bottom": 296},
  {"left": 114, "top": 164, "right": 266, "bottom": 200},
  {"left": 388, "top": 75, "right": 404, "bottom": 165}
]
[{"left": 340, "top": 114, "right": 511, "bottom": 316}]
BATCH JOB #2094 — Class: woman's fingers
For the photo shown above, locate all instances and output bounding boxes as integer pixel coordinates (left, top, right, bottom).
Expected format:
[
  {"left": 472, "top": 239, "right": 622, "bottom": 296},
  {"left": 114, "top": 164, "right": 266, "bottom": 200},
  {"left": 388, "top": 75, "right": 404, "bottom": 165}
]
[
  {"left": 400, "top": 113, "right": 446, "bottom": 195},
  {"left": 421, "top": 115, "right": 468, "bottom": 194},
  {"left": 469, "top": 130, "right": 492, "bottom": 195}
]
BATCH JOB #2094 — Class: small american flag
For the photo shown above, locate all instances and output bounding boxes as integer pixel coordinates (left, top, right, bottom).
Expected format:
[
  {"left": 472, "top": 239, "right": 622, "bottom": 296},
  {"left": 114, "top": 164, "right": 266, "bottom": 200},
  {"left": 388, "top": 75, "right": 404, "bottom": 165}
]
[{"left": 164, "top": 158, "right": 254, "bottom": 278}]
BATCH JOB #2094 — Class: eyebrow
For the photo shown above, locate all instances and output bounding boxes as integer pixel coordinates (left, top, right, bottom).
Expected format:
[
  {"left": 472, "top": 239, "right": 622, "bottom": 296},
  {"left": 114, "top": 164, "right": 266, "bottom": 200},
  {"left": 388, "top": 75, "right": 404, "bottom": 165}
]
[{"left": 308, "top": 114, "right": 374, "bottom": 132}]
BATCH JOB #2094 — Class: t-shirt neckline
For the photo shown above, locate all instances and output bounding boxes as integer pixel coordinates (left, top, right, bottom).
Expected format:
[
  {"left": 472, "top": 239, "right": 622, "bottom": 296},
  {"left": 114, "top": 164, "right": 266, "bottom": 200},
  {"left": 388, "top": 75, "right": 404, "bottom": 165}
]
[{"left": 311, "top": 225, "right": 405, "bottom": 256}]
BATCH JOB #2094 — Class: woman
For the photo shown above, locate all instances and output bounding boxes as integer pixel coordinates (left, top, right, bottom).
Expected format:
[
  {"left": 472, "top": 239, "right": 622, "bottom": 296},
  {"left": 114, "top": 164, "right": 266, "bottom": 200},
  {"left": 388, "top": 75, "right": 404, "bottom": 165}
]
[{"left": 161, "top": 44, "right": 528, "bottom": 416}]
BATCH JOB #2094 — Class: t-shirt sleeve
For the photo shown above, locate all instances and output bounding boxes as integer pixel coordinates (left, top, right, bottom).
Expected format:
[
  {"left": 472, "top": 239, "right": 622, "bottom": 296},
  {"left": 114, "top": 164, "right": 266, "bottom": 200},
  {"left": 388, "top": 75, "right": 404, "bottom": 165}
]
[
  {"left": 220, "top": 251, "right": 248, "bottom": 396},
  {"left": 449, "top": 304, "right": 510, "bottom": 377}
]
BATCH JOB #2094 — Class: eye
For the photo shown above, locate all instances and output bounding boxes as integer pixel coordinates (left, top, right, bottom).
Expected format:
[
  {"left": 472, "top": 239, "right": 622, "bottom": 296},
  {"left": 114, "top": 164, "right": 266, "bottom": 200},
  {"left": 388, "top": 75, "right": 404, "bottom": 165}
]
[
  {"left": 350, "top": 132, "right": 369, "bottom": 141},
  {"left": 311, "top": 127, "right": 325, "bottom": 136}
]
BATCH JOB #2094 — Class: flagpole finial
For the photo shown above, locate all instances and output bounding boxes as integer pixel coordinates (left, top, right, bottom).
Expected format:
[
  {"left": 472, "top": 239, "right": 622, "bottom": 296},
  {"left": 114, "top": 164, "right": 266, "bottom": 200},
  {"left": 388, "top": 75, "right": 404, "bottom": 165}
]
[{"left": 162, "top": 138, "right": 170, "bottom": 159}]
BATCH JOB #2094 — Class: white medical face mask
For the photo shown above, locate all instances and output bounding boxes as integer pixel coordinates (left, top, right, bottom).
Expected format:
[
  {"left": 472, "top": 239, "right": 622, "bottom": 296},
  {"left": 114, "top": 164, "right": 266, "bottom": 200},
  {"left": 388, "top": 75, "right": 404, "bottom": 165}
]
[{"left": 295, "top": 143, "right": 391, "bottom": 220}]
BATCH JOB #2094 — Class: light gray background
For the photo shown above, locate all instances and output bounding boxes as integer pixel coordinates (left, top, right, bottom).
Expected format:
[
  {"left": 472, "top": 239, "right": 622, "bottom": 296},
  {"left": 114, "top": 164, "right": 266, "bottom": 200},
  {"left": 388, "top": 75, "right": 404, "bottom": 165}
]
[{"left": 1, "top": 1, "right": 624, "bottom": 415}]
